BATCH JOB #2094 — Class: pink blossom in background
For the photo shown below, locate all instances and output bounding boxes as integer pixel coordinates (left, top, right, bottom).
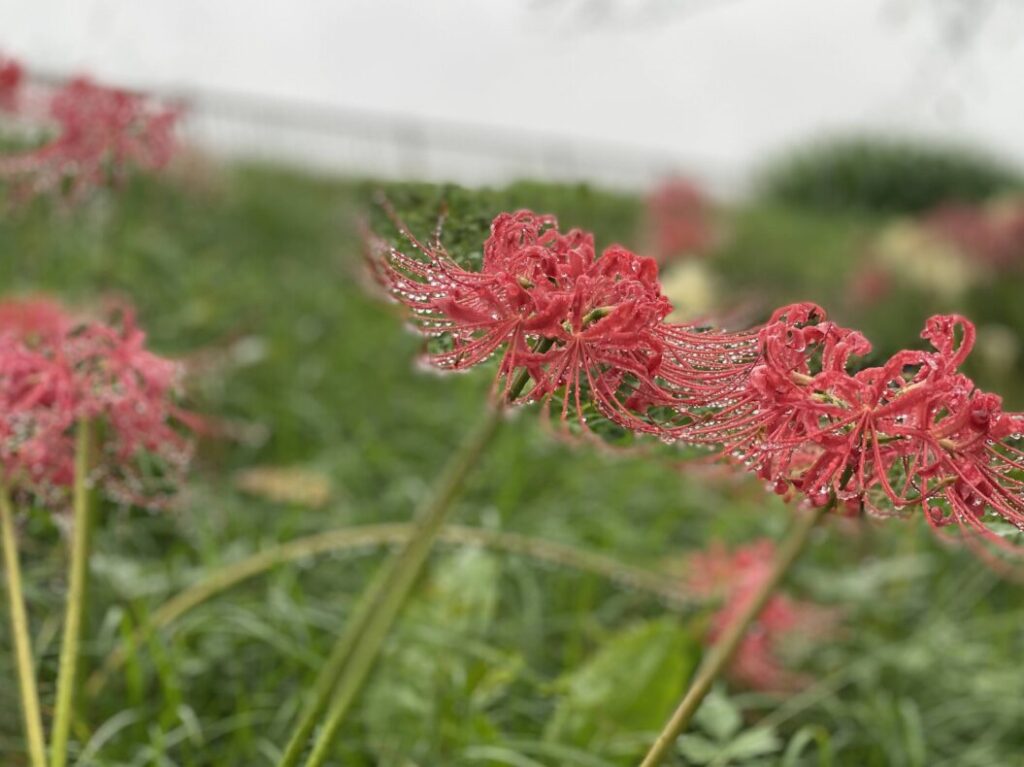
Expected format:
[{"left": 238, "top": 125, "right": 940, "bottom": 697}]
[
  {"left": 847, "top": 264, "right": 891, "bottom": 308},
  {"left": 0, "top": 297, "right": 192, "bottom": 508},
  {"left": 0, "top": 72, "right": 178, "bottom": 202},
  {"left": 0, "top": 55, "right": 23, "bottom": 112},
  {"left": 717, "top": 592, "right": 838, "bottom": 692},
  {"left": 0, "top": 295, "right": 75, "bottom": 340},
  {"left": 645, "top": 177, "right": 715, "bottom": 263},
  {"left": 686, "top": 539, "right": 839, "bottom": 692},
  {"left": 684, "top": 538, "right": 775, "bottom": 600},
  {"left": 924, "top": 200, "right": 1024, "bottom": 271}
]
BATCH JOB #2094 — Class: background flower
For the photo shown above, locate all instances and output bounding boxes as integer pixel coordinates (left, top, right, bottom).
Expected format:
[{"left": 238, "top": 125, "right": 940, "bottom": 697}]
[
  {"left": 685, "top": 539, "right": 840, "bottom": 692},
  {"left": 0, "top": 297, "right": 192, "bottom": 508},
  {"left": 0, "top": 74, "right": 177, "bottom": 202}
]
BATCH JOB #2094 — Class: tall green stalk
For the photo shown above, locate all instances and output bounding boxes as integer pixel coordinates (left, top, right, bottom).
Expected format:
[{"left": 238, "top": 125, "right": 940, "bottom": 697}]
[
  {"left": 637, "top": 504, "right": 828, "bottom": 767},
  {"left": 300, "top": 410, "right": 503, "bottom": 767},
  {"left": 0, "top": 488, "right": 48, "bottom": 767},
  {"left": 50, "top": 420, "right": 91, "bottom": 767},
  {"left": 276, "top": 351, "right": 547, "bottom": 767},
  {"left": 277, "top": 408, "right": 502, "bottom": 767}
]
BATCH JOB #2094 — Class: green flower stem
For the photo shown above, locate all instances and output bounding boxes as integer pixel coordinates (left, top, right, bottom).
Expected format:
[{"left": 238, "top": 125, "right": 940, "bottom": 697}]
[
  {"left": 50, "top": 420, "right": 92, "bottom": 767},
  {"left": 0, "top": 488, "right": 48, "bottom": 767},
  {"left": 277, "top": 408, "right": 502, "bottom": 767},
  {"left": 277, "top": 345, "right": 550, "bottom": 767},
  {"left": 274, "top": 530, "right": 426, "bottom": 767},
  {"left": 637, "top": 503, "right": 828, "bottom": 767},
  {"left": 300, "top": 407, "right": 504, "bottom": 767}
]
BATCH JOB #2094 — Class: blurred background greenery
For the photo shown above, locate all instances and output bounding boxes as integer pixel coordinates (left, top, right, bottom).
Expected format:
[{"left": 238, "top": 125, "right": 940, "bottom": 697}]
[{"left": 0, "top": 133, "right": 1022, "bottom": 766}]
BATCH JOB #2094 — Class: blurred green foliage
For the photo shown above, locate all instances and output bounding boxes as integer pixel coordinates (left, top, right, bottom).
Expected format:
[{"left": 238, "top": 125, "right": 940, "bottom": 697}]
[
  {"left": 757, "top": 136, "right": 1023, "bottom": 214},
  {"left": 547, "top": 617, "right": 698, "bottom": 757}
]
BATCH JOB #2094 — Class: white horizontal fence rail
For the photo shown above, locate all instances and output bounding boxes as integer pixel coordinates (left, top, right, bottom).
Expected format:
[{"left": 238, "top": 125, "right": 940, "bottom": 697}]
[{"left": 13, "top": 67, "right": 737, "bottom": 194}]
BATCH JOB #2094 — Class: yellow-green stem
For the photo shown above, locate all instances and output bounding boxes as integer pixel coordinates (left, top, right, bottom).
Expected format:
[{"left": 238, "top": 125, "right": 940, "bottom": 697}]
[
  {"left": 0, "top": 489, "right": 48, "bottom": 767},
  {"left": 274, "top": 537, "right": 415, "bottom": 767},
  {"left": 276, "top": 409, "right": 502, "bottom": 767},
  {"left": 50, "top": 420, "right": 91, "bottom": 767},
  {"left": 277, "top": 344, "right": 549, "bottom": 767},
  {"left": 301, "top": 408, "right": 503, "bottom": 767},
  {"left": 637, "top": 503, "right": 828, "bottom": 767}
]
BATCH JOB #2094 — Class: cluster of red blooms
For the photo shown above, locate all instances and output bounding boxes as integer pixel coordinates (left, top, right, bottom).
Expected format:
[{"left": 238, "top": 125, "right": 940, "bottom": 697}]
[
  {"left": 687, "top": 303, "right": 1024, "bottom": 559},
  {"left": 0, "top": 297, "right": 191, "bottom": 508},
  {"left": 0, "top": 55, "right": 22, "bottom": 112},
  {"left": 924, "top": 201, "right": 1024, "bottom": 271},
  {"left": 686, "top": 539, "right": 839, "bottom": 692},
  {"left": 644, "top": 177, "right": 714, "bottom": 262},
  {"left": 370, "top": 209, "right": 1024, "bottom": 557},
  {"left": 368, "top": 205, "right": 757, "bottom": 437},
  {"left": 852, "top": 199, "right": 1024, "bottom": 309},
  {"left": 0, "top": 54, "right": 177, "bottom": 202}
]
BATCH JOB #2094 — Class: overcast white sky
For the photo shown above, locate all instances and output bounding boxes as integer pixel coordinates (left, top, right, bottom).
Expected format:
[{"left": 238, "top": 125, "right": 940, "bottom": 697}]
[{"left": 1, "top": 0, "right": 1022, "bottom": 182}]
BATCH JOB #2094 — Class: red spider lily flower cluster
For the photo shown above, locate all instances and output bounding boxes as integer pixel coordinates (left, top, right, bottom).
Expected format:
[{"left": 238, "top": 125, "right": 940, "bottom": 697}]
[
  {"left": 686, "top": 539, "right": 839, "bottom": 692},
  {"left": 369, "top": 207, "right": 1024, "bottom": 559},
  {"left": 853, "top": 199, "right": 1024, "bottom": 310},
  {"left": 924, "top": 200, "right": 1024, "bottom": 271},
  {"left": 367, "top": 206, "right": 758, "bottom": 436},
  {"left": 0, "top": 55, "right": 23, "bottom": 112},
  {"left": 688, "top": 302, "right": 1024, "bottom": 559},
  {"left": 0, "top": 61, "right": 177, "bottom": 202},
  {"left": 0, "top": 297, "right": 192, "bottom": 508},
  {"left": 848, "top": 264, "right": 892, "bottom": 309}
]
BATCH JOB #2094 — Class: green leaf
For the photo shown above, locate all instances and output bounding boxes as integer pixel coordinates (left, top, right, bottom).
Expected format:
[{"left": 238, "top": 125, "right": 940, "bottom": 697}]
[
  {"left": 679, "top": 724, "right": 781, "bottom": 766},
  {"left": 546, "top": 617, "right": 699, "bottom": 755},
  {"left": 694, "top": 688, "right": 742, "bottom": 742},
  {"left": 718, "top": 727, "right": 782, "bottom": 762},
  {"left": 678, "top": 734, "right": 723, "bottom": 765},
  {"left": 429, "top": 546, "right": 501, "bottom": 633},
  {"left": 782, "top": 726, "right": 833, "bottom": 767}
]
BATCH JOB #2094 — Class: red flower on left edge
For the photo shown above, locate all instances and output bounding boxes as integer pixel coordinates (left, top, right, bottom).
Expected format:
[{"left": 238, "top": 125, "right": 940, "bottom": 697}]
[
  {"left": 0, "top": 54, "right": 23, "bottom": 112},
  {"left": 367, "top": 205, "right": 758, "bottom": 436},
  {"left": 0, "top": 297, "right": 193, "bottom": 508},
  {"left": 0, "top": 75, "right": 177, "bottom": 201}
]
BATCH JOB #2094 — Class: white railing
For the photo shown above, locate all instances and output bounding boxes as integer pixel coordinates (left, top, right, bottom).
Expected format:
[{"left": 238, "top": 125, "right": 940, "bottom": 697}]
[{"left": 13, "top": 70, "right": 738, "bottom": 194}]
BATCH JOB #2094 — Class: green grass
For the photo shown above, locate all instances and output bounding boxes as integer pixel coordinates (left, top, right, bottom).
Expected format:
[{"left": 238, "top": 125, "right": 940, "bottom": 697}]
[{"left": 0, "top": 166, "right": 1022, "bottom": 766}]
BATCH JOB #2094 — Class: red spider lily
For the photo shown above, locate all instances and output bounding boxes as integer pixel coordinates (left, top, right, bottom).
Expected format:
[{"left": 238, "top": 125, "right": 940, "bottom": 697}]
[
  {"left": 714, "top": 593, "right": 837, "bottom": 692},
  {"left": 0, "top": 295, "right": 75, "bottom": 341},
  {"left": 367, "top": 205, "right": 758, "bottom": 436},
  {"left": 0, "top": 297, "right": 192, "bottom": 508},
  {"left": 686, "top": 539, "right": 838, "bottom": 692},
  {"left": 686, "top": 302, "right": 1024, "bottom": 557},
  {"left": 367, "top": 208, "right": 584, "bottom": 388},
  {"left": 645, "top": 177, "right": 714, "bottom": 262},
  {"left": 0, "top": 55, "right": 22, "bottom": 112},
  {"left": 848, "top": 265, "right": 891, "bottom": 308},
  {"left": 684, "top": 538, "right": 775, "bottom": 599},
  {"left": 519, "top": 244, "right": 679, "bottom": 431},
  {"left": 0, "top": 76, "right": 177, "bottom": 202},
  {"left": 925, "top": 201, "right": 1024, "bottom": 271}
]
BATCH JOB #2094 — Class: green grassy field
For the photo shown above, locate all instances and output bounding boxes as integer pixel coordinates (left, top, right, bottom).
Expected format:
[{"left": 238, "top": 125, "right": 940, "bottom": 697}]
[{"left": 1, "top": 165, "right": 1022, "bottom": 766}]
